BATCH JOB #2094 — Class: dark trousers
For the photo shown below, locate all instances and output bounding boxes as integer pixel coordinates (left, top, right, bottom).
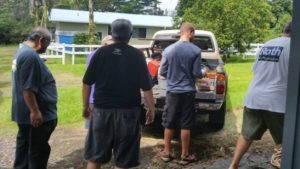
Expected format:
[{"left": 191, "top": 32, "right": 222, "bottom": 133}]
[{"left": 13, "top": 119, "right": 57, "bottom": 169}]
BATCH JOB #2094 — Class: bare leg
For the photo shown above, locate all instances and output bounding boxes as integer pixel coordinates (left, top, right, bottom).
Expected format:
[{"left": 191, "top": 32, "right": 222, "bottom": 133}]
[
  {"left": 164, "top": 128, "right": 174, "bottom": 154},
  {"left": 181, "top": 129, "right": 190, "bottom": 157},
  {"left": 87, "top": 162, "right": 101, "bottom": 169},
  {"left": 228, "top": 136, "right": 253, "bottom": 169}
]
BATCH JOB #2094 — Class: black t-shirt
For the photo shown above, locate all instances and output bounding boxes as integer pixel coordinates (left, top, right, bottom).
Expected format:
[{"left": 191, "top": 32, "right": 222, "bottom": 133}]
[{"left": 83, "top": 43, "right": 152, "bottom": 108}]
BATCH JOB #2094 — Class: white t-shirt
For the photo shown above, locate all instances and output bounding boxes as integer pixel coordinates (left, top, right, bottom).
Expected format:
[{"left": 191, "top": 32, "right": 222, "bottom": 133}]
[{"left": 244, "top": 37, "right": 291, "bottom": 113}]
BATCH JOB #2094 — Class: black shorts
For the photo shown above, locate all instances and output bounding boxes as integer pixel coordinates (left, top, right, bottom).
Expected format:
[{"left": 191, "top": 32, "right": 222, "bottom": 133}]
[
  {"left": 84, "top": 107, "right": 141, "bottom": 168},
  {"left": 162, "top": 92, "right": 195, "bottom": 129}
]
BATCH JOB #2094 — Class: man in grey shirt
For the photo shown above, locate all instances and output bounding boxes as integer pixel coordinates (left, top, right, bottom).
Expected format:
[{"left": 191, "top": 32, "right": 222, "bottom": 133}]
[
  {"left": 12, "top": 27, "right": 57, "bottom": 169},
  {"left": 159, "top": 22, "right": 204, "bottom": 165}
]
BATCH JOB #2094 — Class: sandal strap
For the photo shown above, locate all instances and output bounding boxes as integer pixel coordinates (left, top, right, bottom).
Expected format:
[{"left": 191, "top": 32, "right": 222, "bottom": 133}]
[
  {"left": 160, "top": 151, "right": 174, "bottom": 162},
  {"left": 181, "top": 154, "right": 197, "bottom": 161},
  {"left": 178, "top": 154, "right": 197, "bottom": 166}
]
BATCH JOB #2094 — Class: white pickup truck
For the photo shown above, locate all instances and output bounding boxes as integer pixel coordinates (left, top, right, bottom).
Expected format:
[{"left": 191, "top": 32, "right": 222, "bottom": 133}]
[{"left": 143, "top": 30, "right": 227, "bottom": 129}]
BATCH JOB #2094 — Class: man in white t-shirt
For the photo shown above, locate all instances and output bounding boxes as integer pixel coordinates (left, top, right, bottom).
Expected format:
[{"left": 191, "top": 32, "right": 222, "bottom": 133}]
[{"left": 228, "top": 21, "right": 292, "bottom": 169}]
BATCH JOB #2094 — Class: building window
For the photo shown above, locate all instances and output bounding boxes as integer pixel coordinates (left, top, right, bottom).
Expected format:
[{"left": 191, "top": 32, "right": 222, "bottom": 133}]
[
  {"left": 108, "top": 25, "right": 111, "bottom": 35},
  {"left": 132, "top": 28, "right": 146, "bottom": 38},
  {"left": 96, "top": 32, "right": 102, "bottom": 41}
]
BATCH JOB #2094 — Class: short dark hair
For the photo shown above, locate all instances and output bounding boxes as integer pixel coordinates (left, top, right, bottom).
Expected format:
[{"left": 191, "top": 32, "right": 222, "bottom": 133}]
[
  {"left": 283, "top": 21, "right": 292, "bottom": 34},
  {"left": 28, "top": 27, "right": 51, "bottom": 42},
  {"left": 111, "top": 19, "right": 132, "bottom": 42},
  {"left": 180, "top": 22, "right": 195, "bottom": 34}
]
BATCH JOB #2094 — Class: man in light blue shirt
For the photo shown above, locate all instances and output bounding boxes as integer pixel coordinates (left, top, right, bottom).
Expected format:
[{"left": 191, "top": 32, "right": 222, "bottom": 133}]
[{"left": 159, "top": 22, "right": 204, "bottom": 165}]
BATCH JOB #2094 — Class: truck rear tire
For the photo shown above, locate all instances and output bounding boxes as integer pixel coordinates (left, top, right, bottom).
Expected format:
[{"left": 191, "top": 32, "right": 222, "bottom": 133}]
[{"left": 208, "top": 101, "right": 226, "bottom": 130}]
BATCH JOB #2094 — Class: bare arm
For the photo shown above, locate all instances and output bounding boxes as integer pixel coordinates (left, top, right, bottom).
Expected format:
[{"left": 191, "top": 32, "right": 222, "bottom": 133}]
[
  {"left": 23, "top": 90, "right": 43, "bottom": 127},
  {"left": 143, "top": 89, "right": 155, "bottom": 125},
  {"left": 82, "top": 83, "right": 92, "bottom": 118}
]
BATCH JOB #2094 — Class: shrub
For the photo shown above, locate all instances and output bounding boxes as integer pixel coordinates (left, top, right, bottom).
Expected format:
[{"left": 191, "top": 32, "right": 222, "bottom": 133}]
[
  {"left": 73, "top": 32, "right": 88, "bottom": 44},
  {"left": 73, "top": 32, "right": 99, "bottom": 44}
]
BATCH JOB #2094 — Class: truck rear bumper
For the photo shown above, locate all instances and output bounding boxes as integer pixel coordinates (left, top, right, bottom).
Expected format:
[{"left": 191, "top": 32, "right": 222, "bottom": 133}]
[
  {"left": 195, "top": 101, "right": 223, "bottom": 111},
  {"left": 153, "top": 97, "right": 224, "bottom": 111}
]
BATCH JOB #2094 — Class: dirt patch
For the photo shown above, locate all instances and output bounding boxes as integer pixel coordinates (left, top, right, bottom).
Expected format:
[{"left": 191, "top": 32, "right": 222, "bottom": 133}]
[{"left": 0, "top": 120, "right": 277, "bottom": 169}]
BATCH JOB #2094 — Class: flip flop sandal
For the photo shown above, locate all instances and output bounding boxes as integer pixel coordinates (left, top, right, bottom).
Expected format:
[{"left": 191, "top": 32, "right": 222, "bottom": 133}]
[
  {"left": 271, "top": 148, "right": 282, "bottom": 168},
  {"left": 160, "top": 151, "right": 174, "bottom": 162},
  {"left": 178, "top": 154, "right": 197, "bottom": 166}
]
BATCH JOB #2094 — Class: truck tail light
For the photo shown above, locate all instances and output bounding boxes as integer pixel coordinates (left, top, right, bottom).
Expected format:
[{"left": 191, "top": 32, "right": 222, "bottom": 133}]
[
  {"left": 195, "top": 67, "right": 226, "bottom": 94},
  {"left": 216, "top": 73, "right": 226, "bottom": 94},
  {"left": 216, "top": 84, "right": 225, "bottom": 94},
  {"left": 217, "top": 74, "right": 225, "bottom": 83}
]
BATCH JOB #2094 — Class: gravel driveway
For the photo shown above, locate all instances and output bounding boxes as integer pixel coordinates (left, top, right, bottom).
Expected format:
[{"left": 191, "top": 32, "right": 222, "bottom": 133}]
[{"left": 0, "top": 124, "right": 277, "bottom": 169}]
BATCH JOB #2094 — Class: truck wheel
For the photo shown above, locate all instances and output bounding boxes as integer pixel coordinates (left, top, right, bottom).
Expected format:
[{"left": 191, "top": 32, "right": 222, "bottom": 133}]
[{"left": 208, "top": 101, "right": 226, "bottom": 130}]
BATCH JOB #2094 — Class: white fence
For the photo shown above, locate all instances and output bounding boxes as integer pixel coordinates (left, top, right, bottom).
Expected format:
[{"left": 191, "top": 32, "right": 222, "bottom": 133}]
[
  {"left": 243, "top": 43, "right": 264, "bottom": 59},
  {"left": 62, "top": 44, "right": 100, "bottom": 65},
  {"left": 40, "top": 43, "right": 101, "bottom": 65},
  {"left": 40, "top": 43, "right": 66, "bottom": 64},
  {"left": 24, "top": 42, "right": 264, "bottom": 63},
  {"left": 20, "top": 43, "right": 150, "bottom": 64}
]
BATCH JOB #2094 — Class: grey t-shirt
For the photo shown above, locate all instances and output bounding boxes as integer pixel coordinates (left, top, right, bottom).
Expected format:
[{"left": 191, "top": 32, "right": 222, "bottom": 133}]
[
  {"left": 244, "top": 37, "right": 290, "bottom": 113},
  {"left": 159, "top": 41, "right": 203, "bottom": 93},
  {"left": 12, "top": 43, "right": 57, "bottom": 124}
]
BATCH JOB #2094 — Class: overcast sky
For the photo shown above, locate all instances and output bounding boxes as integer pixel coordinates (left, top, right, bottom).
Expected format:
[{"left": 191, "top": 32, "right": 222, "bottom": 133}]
[{"left": 158, "top": 0, "right": 179, "bottom": 11}]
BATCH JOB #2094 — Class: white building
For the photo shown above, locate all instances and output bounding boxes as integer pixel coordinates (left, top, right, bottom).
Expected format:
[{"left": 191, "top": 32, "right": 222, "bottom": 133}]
[{"left": 49, "top": 8, "right": 173, "bottom": 45}]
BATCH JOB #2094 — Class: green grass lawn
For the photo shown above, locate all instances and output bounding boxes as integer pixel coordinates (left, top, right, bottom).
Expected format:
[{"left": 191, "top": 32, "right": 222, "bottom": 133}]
[
  {"left": 0, "top": 45, "right": 87, "bottom": 130},
  {"left": 225, "top": 60, "right": 254, "bottom": 111},
  {"left": 0, "top": 45, "right": 255, "bottom": 131}
]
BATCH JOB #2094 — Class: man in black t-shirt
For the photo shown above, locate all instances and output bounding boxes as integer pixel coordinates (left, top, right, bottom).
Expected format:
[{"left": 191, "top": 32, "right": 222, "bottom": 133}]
[
  {"left": 82, "top": 19, "right": 155, "bottom": 169},
  {"left": 12, "top": 27, "right": 57, "bottom": 169}
]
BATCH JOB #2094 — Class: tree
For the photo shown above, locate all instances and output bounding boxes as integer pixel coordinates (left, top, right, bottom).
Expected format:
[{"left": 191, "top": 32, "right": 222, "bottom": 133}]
[
  {"left": 88, "top": 0, "right": 95, "bottom": 45},
  {"left": 55, "top": 0, "right": 162, "bottom": 15},
  {"left": 28, "top": 0, "right": 55, "bottom": 27},
  {"left": 124, "top": 0, "right": 161, "bottom": 14},
  {"left": 0, "top": 1, "right": 14, "bottom": 44},
  {"left": 94, "top": 0, "right": 161, "bottom": 14},
  {"left": 267, "top": 0, "right": 292, "bottom": 38},
  {"left": 143, "top": 0, "right": 163, "bottom": 15},
  {"left": 179, "top": 0, "right": 274, "bottom": 53},
  {"left": 55, "top": 0, "right": 88, "bottom": 10},
  {"left": 0, "top": 0, "right": 35, "bottom": 44},
  {"left": 175, "top": 0, "right": 194, "bottom": 17},
  {"left": 173, "top": 0, "right": 195, "bottom": 26},
  {"left": 269, "top": 0, "right": 292, "bottom": 28}
]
